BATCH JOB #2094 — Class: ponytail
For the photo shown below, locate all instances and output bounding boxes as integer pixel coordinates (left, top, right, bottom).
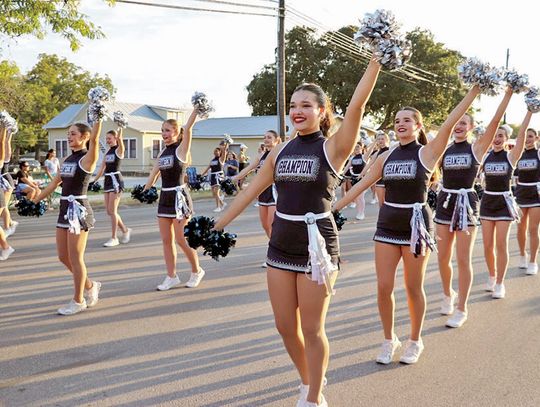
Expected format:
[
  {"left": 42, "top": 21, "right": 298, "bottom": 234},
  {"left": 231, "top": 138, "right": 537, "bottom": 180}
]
[{"left": 418, "top": 128, "right": 428, "bottom": 145}]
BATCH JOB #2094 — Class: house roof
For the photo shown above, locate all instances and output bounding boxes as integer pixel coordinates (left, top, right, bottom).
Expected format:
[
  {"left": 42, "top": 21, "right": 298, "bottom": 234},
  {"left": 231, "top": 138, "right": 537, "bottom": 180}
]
[
  {"left": 43, "top": 102, "right": 182, "bottom": 133},
  {"left": 193, "top": 115, "right": 294, "bottom": 138}
]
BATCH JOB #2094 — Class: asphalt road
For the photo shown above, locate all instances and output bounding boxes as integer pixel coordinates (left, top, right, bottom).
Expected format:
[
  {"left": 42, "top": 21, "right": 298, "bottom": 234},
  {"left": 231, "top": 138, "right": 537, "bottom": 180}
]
[{"left": 1, "top": 197, "right": 539, "bottom": 406}]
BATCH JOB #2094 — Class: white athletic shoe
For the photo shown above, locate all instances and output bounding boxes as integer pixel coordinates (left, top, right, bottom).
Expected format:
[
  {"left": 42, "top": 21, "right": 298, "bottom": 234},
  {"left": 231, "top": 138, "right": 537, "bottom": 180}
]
[
  {"left": 355, "top": 213, "right": 365, "bottom": 220},
  {"left": 120, "top": 228, "right": 132, "bottom": 244},
  {"left": 399, "top": 339, "right": 424, "bottom": 364},
  {"left": 5, "top": 221, "right": 19, "bottom": 238},
  {"left": 519, "top": 254, "right": 529, "bottom": 269},
  {"left": 296, "top": 394, "right": 327, "bottom": 407},
  {"left": 0, "top": 246, "right": 15, "bottom": 261},
  {"left": 369, "top": 198, "right": 378, "bottom": 205},
  {"left": 58, "top": 299, "right": 87, "bottom": 316},
  {"left": 157, "top": 275, "right": 181, "bottom": 291},
  {"left": 349, "top": 202, "right": 357, "bottom": 208},
  {"left": 103, "top": 238, "right": 119, "bottom": 247},
  {"left": 440, "top": 290, "right": 457, "bottom": 315},
  {"left": 185, "top": 269, "right": 205, "bottom": 288},
  {"left": 492, "top": 283, "right": 505, "bottom": 299},
  {"left": 85, "top": 281, "right": 102, "bottom": 307},
  {"left": 376, "top": 335, "right": 401, "bottom": 364},
  {"left": 526, "top": 263, "right": 538, "bottom": 275},
  {"left": 485, "top": 276, "right": 496, "bottom": 292},
  {"left": 298, "top": 377, "right": 328, "bottom": 404},
  {"left": 213, "top": 207, "right": 222, "bottom": 213},
  {"left": 446, "top": 310, "right": 467, "bottom": 328}
]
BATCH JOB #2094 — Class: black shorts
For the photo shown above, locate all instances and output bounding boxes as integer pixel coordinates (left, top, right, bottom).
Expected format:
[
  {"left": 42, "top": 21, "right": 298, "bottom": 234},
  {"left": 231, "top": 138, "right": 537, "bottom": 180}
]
[
  {"left": 210, "top": 173, "right": 223, "bottom": 187},
  {"left": 479, "top": 194, "right": 513, "bottom": 221},
  {"left": 515, "top": 185, "right": 540, "bottom": 208},
  {"left": 433, "top": 190, "right": 480, "bottom": 227},
  {"left": 267, "top": 215, "right": 339, "bottom": 273},
  {"left": 257, "top": 185, "right": 276, "bottom": 206},
  {"left": 104, "top": 173, "right": 125, "bottom": 193},
  {"left": 157, "top": 188, "right": 193, "bottom": 219},
  {"left": 57, "top": 199, "right": 95, "bottom": 231},
  {"left": 374, "top": 204, "right": 433, "bottom": 246}
]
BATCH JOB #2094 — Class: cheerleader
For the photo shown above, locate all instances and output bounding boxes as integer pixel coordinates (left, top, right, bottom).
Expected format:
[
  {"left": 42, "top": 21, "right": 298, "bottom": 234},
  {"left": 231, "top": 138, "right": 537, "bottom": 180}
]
[
  {"left": 215, "top": 57, "right": 382, "bottom": 407},
  {"left": 362, "top": 131, "right": 390, "bottom": 206},
  {"left": 34, "top": 121, "right": 102, "bottom": 315},
  {"left": 0, "top": 126, "right": 14, "bottom": 260},
  {"left": 481, "top": 114, "right": 533, "bottom": 299},
  {"left": 515, "top": 128, "right": 540, "bottom": 275},
  {"left": 1, "top": 127, "right": 17, "bottom": 237},
  {"left": 92, "top": 129, "right": 132, "bottom": 247},
  {"left": 144, "top": 108, "right": 205, "bottom": 291},
  {"left": 335, "top": 85, "right": 481, "bottom": 364},
  {"left": 201, "top": 147, "right": 226, "bottom": 212},
  {"left": 341, "top": 142, "right": 368, "bottom": 219},
  {"left": 435, "top": 87, "right": 513, "bottom": 327},
  {"left": 233, "top": 130, "right": 280, "bottom": 255}
]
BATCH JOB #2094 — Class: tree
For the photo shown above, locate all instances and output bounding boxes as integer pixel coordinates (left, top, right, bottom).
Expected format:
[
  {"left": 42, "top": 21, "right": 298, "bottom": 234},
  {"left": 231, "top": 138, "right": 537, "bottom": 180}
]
[{"left": 0, "top": 0, "right": 114, "bottom": 52}]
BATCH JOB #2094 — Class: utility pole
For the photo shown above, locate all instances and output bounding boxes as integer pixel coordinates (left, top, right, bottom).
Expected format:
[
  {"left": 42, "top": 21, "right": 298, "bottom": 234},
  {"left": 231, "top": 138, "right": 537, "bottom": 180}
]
[
  {"left": 277, "top": 0, "right": 286, "bottom": 140},
  {"left": 503, "top": 48, "right": 509, "bottom": 124}
]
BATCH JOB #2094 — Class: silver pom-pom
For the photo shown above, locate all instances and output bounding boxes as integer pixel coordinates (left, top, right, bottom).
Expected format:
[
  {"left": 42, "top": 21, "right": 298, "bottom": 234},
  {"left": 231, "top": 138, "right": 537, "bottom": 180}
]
[
  {"left": 191, "top": 91, "right": 214, "bottom": 119},
  {"left": 525, "top": 86, "right": 540, "bottom": 113},
  {"left": 373, "top": 37, "right": 412, "bottom": 70},
  {"left": 354, "top": 9, "right": 401, "bottom": 48},
  {"left": 0, "top": 110, "right": 18, "bottom": 134},
  {"left": 87, "top": 86, "right": 111, "bottom": 124},
  {"left": 458, "top": 58, "right": 504, "bottom": 96},
  {"left": 504, "top": 70, "right": 529, "bottom": 94},
  {"left": 223, "top": 133, "right": 234, "bottom": 145},
  {"left": 360, "top": 130, "right": 372, "bottom": 145},
  {"left": 113, "top": 111, "right": 128, "bottom": 128}
]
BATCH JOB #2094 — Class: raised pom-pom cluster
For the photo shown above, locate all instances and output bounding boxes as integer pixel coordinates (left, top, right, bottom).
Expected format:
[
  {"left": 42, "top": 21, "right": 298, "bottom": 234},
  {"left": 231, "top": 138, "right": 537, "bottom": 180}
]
[
  {"left": 458, "top": 58, "right": 503, "bottom": 96},
  {"left": 525, "top": 86, "right": 540, "bottom": 113},
  {"left": 191, "top": 91, "right": 214, "bottom": 119},
  {"left": 503, "top": 70, "right": 529, "bottom": 94},
  {"left": 87, "top": 86, "right": 111, "bottom": 124},
  {"left": 0, "top": 110, "right": 18, "bottom": 134},
  {"left": 113, "top": 111, "right": 128, "bottom": 128}
]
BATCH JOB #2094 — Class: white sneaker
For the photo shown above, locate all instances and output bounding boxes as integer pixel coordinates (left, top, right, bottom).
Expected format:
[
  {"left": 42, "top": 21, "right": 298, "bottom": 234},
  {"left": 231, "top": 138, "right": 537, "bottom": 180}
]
[
  {"left": 213, "top": 207, "right": 222, "bottom": 213},
  {"left": 355, "top": 213, "right": 365, "bottom": 220},
  {"left": 297, "top": 394, "right": 327, "bottom": 407},
  {"left": 185, "top": 269, "right": 205, "bottom": 288},
  {"left": 526, "top": 263, "right": 538, "bottom": 275},
  {"left": 120, "top": 228, "right": 132, "bottom": 244},
  {"left": 103, "top": 238, "right": 119, "bottom": 247},
  {"left": 440, "top": 289, "right": 457, "bottom": 315},
  {"left": 157, "top": 275, "right": 181, "bottom": 291},
  {"left": 0, "top": 246, "right": 15, "bottom": 260},
  {"left": 253, "top": 202, "right": 259, "bottom": 207},
  {"left": 5, "top": 221, "right": 19, "bottom": 237},
  {"left": 519, "top": 253, "right": 529, "bottom": 269},
  {"left": 376, "top": 335, "right": 401, "bottom": 364},
  {"left": 492, "top": 283, "right": 505, "bottom": 299},
  {"left": 58, "top": 299, "right": 87, "bottom": 315},
  {"left": 349, "top": 202, "right": 357, "bottom": 208},
  {"left": 485, "top": 276, "right": 496, "bottom": 292},
  {"left": 297, "top": 377, "right": 328, "bottom": 404},
  {"left": 85, "top": 281, "right": 102, "bottom": 307},
  {"left": 399, "top": 339, "right": 424, "bottom": 364},
  {"left": 370, "top": 198, "right": 378, "bottom": 205},
  {"left": 261, "top": 262, "right": 268, "bottom": 268},
  {"left": 446, "top": 310, "right": 467, "bottom": 328}
]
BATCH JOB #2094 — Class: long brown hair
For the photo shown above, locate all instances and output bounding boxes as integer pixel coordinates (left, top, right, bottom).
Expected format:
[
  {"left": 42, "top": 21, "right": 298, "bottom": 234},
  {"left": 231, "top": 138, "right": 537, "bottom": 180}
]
[
  {"left": 164, "top": 119, "right": 184, "bottom": 141},
  {"left": 293, "top": 83, "right": 334, "bottom": 137}
]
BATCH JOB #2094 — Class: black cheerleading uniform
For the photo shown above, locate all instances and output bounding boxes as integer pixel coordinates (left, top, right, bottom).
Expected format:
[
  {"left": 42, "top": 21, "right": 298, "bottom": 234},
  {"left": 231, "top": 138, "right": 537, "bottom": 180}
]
[
  {"left": 57, "top": 149, "right": 94, "bottom": 231},
  {"left": 374, "top": 141, "right": 434, "bottom": 251},
  {"left": 103, "top": 145, "right": 125, "bottom": 193},
  {"left": 349, "top": 154, "right": 365, "bottom": 177},
  {"left": 267, "top": 131, "right": 340, "bottom": 273},
  {"left": 257, "top": 150, "right": 277, "bottom": 206},
  {"left": 208, "top": 157, "right": 224, "bottom": 186},
  {"left": 0, "top": 161, "right": 12, "bottom": 208},
  {"left": 515, "top": 148, "right": 540, "bottom": 208},
  {"left": 480, "top": 150, "right": 516, "bottom": 221},
  {"left": 374, "top": 146, "right": 389, "bottom": 187},
  {"left": 157, "top": 141, "right": 193, "bottom": 219},
  {"left": 434, "top": 140, "right": 481, "bottom": 227},
  {"left": 1, "top": 161, "right": 14, "bottom": 189}
]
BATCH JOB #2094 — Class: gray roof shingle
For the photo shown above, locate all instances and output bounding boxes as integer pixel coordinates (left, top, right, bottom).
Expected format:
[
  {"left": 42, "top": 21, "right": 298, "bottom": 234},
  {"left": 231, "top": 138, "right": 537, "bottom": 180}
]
[{"left": 193, "top": 116, "right": 294, "bottom": 138}]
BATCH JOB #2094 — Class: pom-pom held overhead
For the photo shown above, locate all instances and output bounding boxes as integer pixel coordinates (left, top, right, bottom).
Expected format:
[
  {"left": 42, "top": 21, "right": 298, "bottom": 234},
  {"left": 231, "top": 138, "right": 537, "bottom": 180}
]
[
  {"left": 332, "top": 211, "right": 347, "bottom": 231},
  {"left": 222, "top": 133, "right": 234, "bottom": 145},
  {"left": 354, "top": 9, "right": 401, "bottom": 48},
  {"left": 220, "top": 178, "right": 237, "bottom": 196},
  {"left": 131, "top": 184, "right": 158, "bottom": 204},
  {"left": 87, "top": 86, "right": 111, "bottom": 124},
  {"left": 0, "top": 110, "right": 18, "bottom": 134},
  {"left": 373, "top": 37, "right": 412, "bottom": 71},
  {"left": 15, "top": 198, "right": 48, "bottom": 217},
  {"left": 113, "top": 111, "right": 128, "bottom": 128},
  {"left": 525, "top": 86, "right": 540, "bottom": 113},
  {"left": 504, "top": 70, "right": 529, "bottom": 94},
  {"left": 191, "top": 91, "right": 214, "bottom": 119},
  {"left": 458, "top": 58, "right": 504, "bottom": 96}
]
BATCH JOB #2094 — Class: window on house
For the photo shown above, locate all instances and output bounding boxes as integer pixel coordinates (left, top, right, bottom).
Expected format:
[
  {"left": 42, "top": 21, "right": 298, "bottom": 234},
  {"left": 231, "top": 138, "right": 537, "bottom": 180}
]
[
  {"left": 55, "top": 139, "right": 68, "bottom": 158},
  {"left": 152, "top": 139, "right": 164, "bottom": 159},
  {"left": 124, "top": 138, "right": 137, "bottom": 159}
]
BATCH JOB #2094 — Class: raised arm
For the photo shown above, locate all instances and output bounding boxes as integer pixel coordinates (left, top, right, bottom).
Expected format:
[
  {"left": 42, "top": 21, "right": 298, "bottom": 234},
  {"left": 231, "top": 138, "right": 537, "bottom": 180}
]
[
  {"left": 421, "top": 85, "right": 480, "bottom": 169},
  {"left": 4, "top": 128, "right": 12, "bottom": 163},
  {"left": 0, "top": 126, "right": 6, "bottom": 163},
  {"left": 327, "top": 57, "right": 382, "bottom": 168},
  {"left": 116, "top": 127, "right": 125, "bottom": 158},
  {"left": 80, "top": 121, "right": 102, "bottom": 173},
  {"left": 509, "top": 110, "right": 533, "bottom": 166},
  {"left": 233, "top": 152, "right": 263, "bottom": 181},
  {"left": 473, "top": 86, "right": 513, "bottom": 159},
  {"left": 178, "top": 108, "right": 198, "bottom": 162}
]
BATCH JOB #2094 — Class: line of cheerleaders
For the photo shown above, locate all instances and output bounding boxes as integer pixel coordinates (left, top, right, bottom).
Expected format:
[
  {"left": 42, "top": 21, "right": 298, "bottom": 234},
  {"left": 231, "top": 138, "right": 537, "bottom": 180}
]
[{"left": 1, "top": 58, "right": 539, "bottom": 407}]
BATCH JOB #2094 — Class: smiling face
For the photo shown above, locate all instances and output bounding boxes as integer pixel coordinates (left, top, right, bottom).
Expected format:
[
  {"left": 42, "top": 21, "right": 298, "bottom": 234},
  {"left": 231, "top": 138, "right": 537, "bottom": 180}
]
[
  {"left": 353, "top": 144, "right": 362, "bottom": 155},
  {"left": 376, "top": 133, "right": 389, "bottom": 148},
  {"left": 106, "top": 132, "right": 117, "bottom": 147},
  {"left": 394, "top": 110, "right": 421, "bottom": 142},
  {"left": 161, "top": 121, "right": 178, "bottom": 146},
  {"left": 67, "top": 125, "right": 89, "bottom": 150},
  {"left": 289, "top": 90, "right": 323, "bottom": 135},
  {"left": 492, "top": 128, "right": 508, "bottom": 151},
  {"left": 263, "top": 131, "right": 279, "bottom": 149},
  {"left": 453, "top": 114, "right": 474, "bottom": 142},
  {"left": 525, "top": 129, "right": 539, "bottom": 149}
]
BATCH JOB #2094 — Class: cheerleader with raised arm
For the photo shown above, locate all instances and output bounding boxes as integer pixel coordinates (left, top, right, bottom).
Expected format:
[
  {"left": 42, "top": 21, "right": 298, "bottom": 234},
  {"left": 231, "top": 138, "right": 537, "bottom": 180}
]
[
  {"left": 144, "top": 108, "right": 205, "bottom": 291},
  {"left": 215, "top": 57, "right": 382, "bottom": 407},
  {"left": 361, "top": 131, "right": 390, "bottom": 206},
  {"left": 341, "top": 142, "right": 371, "bottom": 219},
  {"left": 201, "top": 147, "right": 226, "bottom": 212},
  {"left": 92, "top": 128, "right": 132, "bottom": 247},
  {"left": 434, "top": 86, "right": 513, "bottom": 328},
  {"left": 0, "top": 125, "right": 14, "bottom": 260},
  {"left": 1, "top": 127, "right": 17, "bottom": 237},
  {"left": 334, "top": 85, "right": 481, "bottom": 364},
  {"left": 515, "top": 128, "right": 540, "bottom": 275},
  {"left": 34, "top": 121, "right": 102, "bottom": 315},
  {"left": 480, "top": 112, "right": 533, "bottom": 298}
]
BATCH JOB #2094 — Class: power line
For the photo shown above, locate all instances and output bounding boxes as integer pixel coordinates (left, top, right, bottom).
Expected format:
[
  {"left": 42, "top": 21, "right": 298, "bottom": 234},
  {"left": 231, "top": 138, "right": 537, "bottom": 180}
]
[{"left": 189, "top": 0, "right": 277, "bottom": 11}]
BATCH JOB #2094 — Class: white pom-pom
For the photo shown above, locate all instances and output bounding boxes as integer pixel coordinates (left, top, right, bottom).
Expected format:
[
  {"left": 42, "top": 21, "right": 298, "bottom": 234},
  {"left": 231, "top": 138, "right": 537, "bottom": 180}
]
[
  {"left": 0, "top": 110, "right": 18, "bottom": 134},
  {"left": 458, "top": 58, "right": 504, "bottom": 96},
  {"left": 191, "top": 91, "right": 214, "bottom": 119},
  {"left": 87, "top": 86, "right": 111, "bottom": 124},
  {"left": 504, "top": 70, "right": 529, "bottom": 94},
  {"left": 223, "top": 133, "right": 234, "bottom": 145},
  {"left": 354, "top": 9, "right": 401, "bottom": 48},
  {"left": 113, "top": 111, "right": 128, "bottom": 128},
  {"left": 373, "top": 37, "right": 412, "bottom": 70},
  {"left": 525, "top": 86, "right": 540, "bottom": 113}
]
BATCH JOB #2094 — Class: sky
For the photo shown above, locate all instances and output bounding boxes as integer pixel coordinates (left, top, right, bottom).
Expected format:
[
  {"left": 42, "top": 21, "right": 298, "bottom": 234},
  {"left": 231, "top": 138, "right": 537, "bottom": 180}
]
[{"left": 3, "top": 0, "right": 540, "bottom": 130}]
